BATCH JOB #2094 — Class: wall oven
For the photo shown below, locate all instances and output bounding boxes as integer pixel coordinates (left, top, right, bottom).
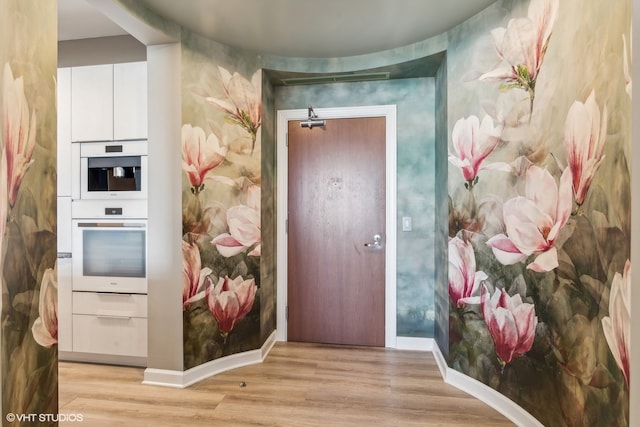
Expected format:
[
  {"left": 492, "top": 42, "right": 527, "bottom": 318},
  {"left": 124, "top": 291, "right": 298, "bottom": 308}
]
[
  {"left": 72, "top": 219, "right": 147, "bottom": 294},
  {"left": 76, "top": 140, "right": 148, "bottom": 200}
]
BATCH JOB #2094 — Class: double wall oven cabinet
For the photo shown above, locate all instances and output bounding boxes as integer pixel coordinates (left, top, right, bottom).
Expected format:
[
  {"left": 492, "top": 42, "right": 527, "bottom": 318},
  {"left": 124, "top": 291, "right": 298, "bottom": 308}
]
[{"left": 57, "top": 61, "right": 148, "bottom": 366}]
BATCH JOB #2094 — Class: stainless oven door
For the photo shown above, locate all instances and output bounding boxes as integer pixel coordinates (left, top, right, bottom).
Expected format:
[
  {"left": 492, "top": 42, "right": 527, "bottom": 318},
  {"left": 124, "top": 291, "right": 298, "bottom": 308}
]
[{"left": 72, "top": 220, "right": 147, "bottom": 294}]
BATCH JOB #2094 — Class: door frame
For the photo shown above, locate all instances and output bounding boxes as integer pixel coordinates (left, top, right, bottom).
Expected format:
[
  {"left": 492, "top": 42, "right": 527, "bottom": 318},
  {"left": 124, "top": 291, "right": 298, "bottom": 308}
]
[{"left": 276, "top": 105, "right": 397, "bottom": 347}]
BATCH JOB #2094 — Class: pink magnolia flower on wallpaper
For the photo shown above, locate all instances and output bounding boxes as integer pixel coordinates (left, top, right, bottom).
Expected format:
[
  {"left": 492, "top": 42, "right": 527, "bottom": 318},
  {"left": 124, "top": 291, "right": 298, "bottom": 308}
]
[
  {"left": 31, "top": 262, "right": 58, "bottom": 348},
  {"left": 623, "top": 29, "right": 632, "bottom": 98},
  {"left": 182, "top": 124, "right": 228, "bottom": 194},
  {"left": 486, "top": 165, "right": 572, "bottom": 272},
  {"left": 601, "top": 260, "right": 631, "bottom": 387},
  {"left": 448, "top": 236, "right": 487, "bottom": 307},
  {"left": 182, "top": 240, "right": 212, "bottom": 308},
  {"left": 206, "top": 275, "right": 257, "bottom": 335},
  {"left": 479, "top": 0, "right": 559, "bottom": 106},
  {"left": 3, "top": 62, "right": 36, "bottom": 207},
  {"left": 206, "top": 67, "right": 262, "bottom": 153},
  {"left": 212, "top": 185, "right": 261, "bottom": 257},
  {"left": 448, "top": 115, "right": 502, "bottom": 188},
  {"left": 0, "top": 150, "right": 7, "bottom": 274},
  {"left": 481, "top": 285, "right": 537, "bottom": 364},
  {"left": 563, "top": 91, "right": 607, "bottom": 207}
]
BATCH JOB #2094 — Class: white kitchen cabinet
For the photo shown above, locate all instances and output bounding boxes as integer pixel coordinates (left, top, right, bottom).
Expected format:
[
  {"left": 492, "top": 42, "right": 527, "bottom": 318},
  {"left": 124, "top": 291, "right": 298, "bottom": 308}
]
[
  {"left": 113, "top": 62, "right": 147, "bottom": 140},
  {"left": 57, "top": 196, "right": 72, "bottom": 253},
  {"left": 72, "top": 315, "right": 147, "bottom": 358},
  {"left": 59, "top": 61, "right": 149, "bottom": 366},
  {"left": 57, "top": 257, "right": 73, "bottom": 352},
  {"left": 71, "top": 292, "right": 148, "bottom": 358},
  {"left": 57, "top": 45, "right": 74, "bottom": 351},
  {"left": 71, "top": 64, "right": 114, "bottom": 142},
  {"left": 70, "top": 62, "right": 148, "bottom": 142},
  {"left": 57, "top": 195, "right": 73, "bottom": 353},
  {"left": 57, "top": 68, "right": 72, "bottom": 196}
]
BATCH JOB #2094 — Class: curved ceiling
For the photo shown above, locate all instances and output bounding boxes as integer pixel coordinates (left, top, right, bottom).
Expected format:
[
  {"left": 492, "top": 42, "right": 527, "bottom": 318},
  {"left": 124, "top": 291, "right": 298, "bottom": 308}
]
[{"left": 59, "top": 0, "right": 497, "bottom": 58}]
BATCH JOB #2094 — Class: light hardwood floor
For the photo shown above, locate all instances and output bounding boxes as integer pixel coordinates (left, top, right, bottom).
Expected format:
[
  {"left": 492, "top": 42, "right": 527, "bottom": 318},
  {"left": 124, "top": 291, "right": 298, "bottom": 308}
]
[{"left": 59, "top": 342, "right": 514, "bottom": 426}]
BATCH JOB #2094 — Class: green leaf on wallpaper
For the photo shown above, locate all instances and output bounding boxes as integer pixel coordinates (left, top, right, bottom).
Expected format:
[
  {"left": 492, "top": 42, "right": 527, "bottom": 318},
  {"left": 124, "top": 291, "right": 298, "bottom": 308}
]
[
  {"left": 544, "top": 286, "right": 573, "bottom": 329},
  {"left": 21, "top": 351, "right": 58, "bottom": 416},
  {"left": 578, "top": 274, "right": 606, "bottom": 313},
  {"left": 557, "top": 369, "right": 586, "bottom": 424},
  {"left": 588, "top": 364, "right": 615, "bottom": 389},
  {"left": 516, "top": 64, "right": 531, "bottom": 85},
  {"left": 561, "top": 216, "right": 605, "bottom": 281},
  {"left": 498, "top": 81, "right": 524, "bottom": 92},
  {"left": 231, "top": 260, "right": 249, "bottom": 278},
  {"left": 556, "top": 315, "right": 598, "bottom": 384},
  {"left": 11, "top": 290, "right": 37, "bottom": 316}
]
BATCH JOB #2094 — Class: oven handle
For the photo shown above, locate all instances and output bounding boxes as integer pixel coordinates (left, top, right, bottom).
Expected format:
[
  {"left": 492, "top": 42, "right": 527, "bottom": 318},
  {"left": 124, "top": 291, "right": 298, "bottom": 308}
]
[{"left": 76, "top": 222, "right": 146, "bottom": 228}]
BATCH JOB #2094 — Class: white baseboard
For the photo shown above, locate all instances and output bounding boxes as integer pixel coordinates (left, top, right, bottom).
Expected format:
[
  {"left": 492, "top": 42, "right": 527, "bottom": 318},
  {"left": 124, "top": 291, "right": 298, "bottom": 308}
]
[
  {"left": 142, "top": 330, "right": 276, "bottom": 388},
  {"left": 430, "top": 341, "right": 544, "bottom": 427},
  {"left": 394, "top": 336, "right": 433, "bottom": 351},
  {"left": 430, "top": 340, "right": 448, "bottom": 379},
  {"left": 59, "top": 351, "right": 147, "bottom": 367}
]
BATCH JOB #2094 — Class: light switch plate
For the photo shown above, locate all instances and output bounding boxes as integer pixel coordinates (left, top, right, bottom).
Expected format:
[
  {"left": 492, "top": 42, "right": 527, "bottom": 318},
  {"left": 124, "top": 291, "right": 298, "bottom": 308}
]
[{"left": 402, "top": 216, "right": 412, "bottom": 231}]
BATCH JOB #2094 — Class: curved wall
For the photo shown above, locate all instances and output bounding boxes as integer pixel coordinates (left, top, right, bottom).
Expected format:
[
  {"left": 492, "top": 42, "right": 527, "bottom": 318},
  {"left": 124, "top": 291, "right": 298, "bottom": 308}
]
[
  {"left": 445, "top": 0, "right": 631, "bottom": 425},
  {"left": 1, "top": 0, "right": 58, "bottom": 419},
  {"left": 179, "top": 30, "right": 265, "bottom": 370},
  {"left": 116, "top": 1, "right": 632, "bottom": 425}
]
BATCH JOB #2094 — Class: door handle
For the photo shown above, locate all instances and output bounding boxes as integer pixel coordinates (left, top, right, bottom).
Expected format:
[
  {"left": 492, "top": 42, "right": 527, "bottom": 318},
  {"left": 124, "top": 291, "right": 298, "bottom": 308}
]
[{"left": 364, "top": 234, "right": 382, "bottom": 248}]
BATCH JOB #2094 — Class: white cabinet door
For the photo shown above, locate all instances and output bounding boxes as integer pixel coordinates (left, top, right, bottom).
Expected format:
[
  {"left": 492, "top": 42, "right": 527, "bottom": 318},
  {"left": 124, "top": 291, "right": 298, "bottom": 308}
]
[
  {"left": 57, "top": 257, "right": 73, "bottom": 352},
  {"left": 57, "top": 196, "right": 72, "bottom": 253},
  {"left": 57, "top": 68, "right": 72, "bottom": 196},
  {"left": 57, "top": 196, "right": 73, "bottom": 352},
  {"left": 113, "top": 62, "right": 147, "bottom": 141},
  {"left": 71, "top": 64, "right": 113, "bottom": 142}
]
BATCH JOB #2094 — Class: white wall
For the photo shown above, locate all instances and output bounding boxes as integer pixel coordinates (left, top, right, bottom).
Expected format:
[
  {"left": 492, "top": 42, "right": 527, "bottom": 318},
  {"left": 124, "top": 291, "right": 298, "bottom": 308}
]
[
  {"left": 146, "top": 42, "right": 183, "bottom": 371},
  {"left": 58, "top": 35, "right": 146, "bottom": 67}
]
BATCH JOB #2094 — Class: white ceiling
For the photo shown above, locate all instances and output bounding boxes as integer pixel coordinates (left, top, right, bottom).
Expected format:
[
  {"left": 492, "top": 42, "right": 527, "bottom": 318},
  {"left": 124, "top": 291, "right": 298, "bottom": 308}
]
[{"left": 58, "top": 0, "right": 496, "bottom": 57}]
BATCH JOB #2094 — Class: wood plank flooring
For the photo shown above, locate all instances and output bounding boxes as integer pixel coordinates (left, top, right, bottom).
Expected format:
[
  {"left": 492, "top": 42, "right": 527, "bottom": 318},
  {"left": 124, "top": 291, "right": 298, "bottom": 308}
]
[{"left": 59, "top": 342, "right": 514, "bottom": 426}]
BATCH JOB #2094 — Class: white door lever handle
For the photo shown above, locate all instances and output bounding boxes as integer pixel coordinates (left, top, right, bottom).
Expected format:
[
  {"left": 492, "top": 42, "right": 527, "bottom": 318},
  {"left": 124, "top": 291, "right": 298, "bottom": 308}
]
[{"left": 364, "top": 234, "right": 382, "bottom": 248}]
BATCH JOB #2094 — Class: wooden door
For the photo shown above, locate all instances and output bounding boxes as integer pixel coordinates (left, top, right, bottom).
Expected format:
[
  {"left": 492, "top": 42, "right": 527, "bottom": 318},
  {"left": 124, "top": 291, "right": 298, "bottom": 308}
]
[{"left": 287, "top": 116, "right": 386, "bottom": 346}]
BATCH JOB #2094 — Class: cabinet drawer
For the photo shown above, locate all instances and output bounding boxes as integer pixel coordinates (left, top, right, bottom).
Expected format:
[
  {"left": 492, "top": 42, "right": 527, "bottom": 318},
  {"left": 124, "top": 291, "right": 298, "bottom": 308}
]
[
  {"left": 72, "top": 314, "right": 147, "bottom": 357},
  {"left": 72, "top": 292, "right": 147, "bottom": 317}
]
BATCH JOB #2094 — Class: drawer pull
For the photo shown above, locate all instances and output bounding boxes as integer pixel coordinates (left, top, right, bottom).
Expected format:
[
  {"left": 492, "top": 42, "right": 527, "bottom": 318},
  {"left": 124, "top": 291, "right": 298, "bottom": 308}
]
[
  {"left": 96, "top": 292, "right": 133, "bottom": 298},
  {"left": 96, "top": 315, "right": 132, "bottom": 320}
]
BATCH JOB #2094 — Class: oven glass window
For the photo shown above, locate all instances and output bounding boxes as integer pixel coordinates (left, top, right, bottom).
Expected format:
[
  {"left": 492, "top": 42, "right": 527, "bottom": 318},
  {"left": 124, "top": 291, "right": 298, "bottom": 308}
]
[{"left": 83, "top": 229, "right": 146, "bottom": 278}]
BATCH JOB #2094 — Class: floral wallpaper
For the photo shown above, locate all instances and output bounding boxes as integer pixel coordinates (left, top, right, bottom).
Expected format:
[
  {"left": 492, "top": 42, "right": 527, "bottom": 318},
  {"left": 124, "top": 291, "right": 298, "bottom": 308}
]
[
  {"left": 180, "top": 33, "right": 265, "bottom": 370},
  {"left": 446, "top": 0, "right": 631, "bottom": 425},
  {"left": 0, "top": 0, "right": 58, "bottom": 421}
]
